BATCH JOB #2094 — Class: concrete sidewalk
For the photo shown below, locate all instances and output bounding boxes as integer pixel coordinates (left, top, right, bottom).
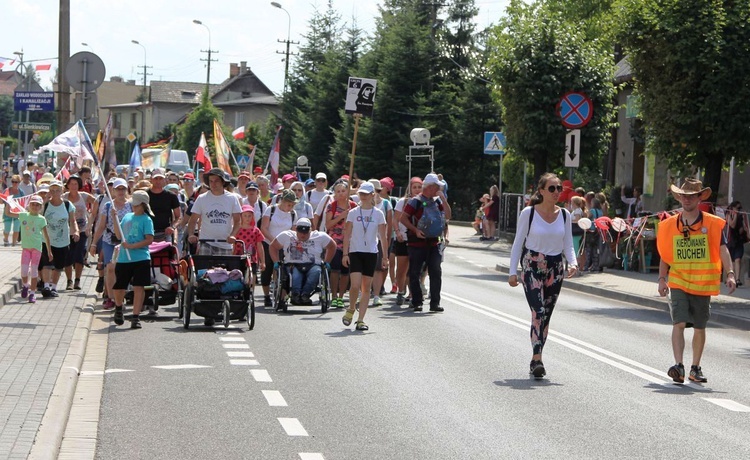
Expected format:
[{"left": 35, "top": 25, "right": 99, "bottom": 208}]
[
  {"left": 448, "top": 222, "right": 750, "bottom": 331},
  {"left": 0, "top": 245, "right": 97, "bottom": 459}
]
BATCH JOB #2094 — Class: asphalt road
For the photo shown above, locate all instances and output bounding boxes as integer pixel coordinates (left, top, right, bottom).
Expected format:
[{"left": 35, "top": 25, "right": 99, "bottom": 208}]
[{"left": 96, "top": 247, "right": 750, "bottom": 460}]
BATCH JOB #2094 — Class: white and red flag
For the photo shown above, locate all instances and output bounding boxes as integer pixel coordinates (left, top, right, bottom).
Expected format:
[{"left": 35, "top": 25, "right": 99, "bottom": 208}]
[
  {"left": 35, "top": 63, "right": 52, "bottom": 71},
  {"left": 232, "top": 126, "right": 245, "bottom": 140},
  {"left": 0, "top": 57, "right": 15, "bottom": 69},
  {"left": 194, "top": 132, "right": 212, "bottom": 174}
]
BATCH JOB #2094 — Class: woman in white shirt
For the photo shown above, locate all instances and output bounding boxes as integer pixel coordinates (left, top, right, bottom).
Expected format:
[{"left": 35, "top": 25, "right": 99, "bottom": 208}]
[
  {"left": 341, "top": 182, "right": 387, "bottom": 331},
  {"left": 508, "top": 173, "right": 577, "bottom": 380}
]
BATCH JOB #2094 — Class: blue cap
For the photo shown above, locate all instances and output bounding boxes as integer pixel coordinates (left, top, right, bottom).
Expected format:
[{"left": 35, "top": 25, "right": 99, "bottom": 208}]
[{"left": 305, "top": 178, "right": 314, "bottom": 186}]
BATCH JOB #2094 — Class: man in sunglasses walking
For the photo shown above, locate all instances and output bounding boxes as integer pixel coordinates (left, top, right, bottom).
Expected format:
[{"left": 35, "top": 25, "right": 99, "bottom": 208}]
[{"left": 656, "top": 178, "right": 736, "bottom": 384}]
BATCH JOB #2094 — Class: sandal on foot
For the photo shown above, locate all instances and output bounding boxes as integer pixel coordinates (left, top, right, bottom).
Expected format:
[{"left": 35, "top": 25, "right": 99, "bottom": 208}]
[
  {"left": 342, "top": 309, "right": 354, "bottom": 326},
  {"left": 355, "top": 321, "right": 369, "bottom": 331}
]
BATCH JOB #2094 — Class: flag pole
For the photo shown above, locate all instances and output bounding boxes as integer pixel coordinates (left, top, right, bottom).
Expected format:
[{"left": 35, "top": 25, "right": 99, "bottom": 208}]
[{"left": 348, "top": 113, "right": 362, "bottom": 191}]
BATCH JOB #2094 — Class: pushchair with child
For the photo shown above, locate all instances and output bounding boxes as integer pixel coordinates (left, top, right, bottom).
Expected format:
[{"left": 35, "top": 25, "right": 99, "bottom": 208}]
[
  {"left": 124, "top": 241, "right": 182, "bottom": 311},
  {"left": 181, "top": 239, "right": 255, "bottom": 330}
]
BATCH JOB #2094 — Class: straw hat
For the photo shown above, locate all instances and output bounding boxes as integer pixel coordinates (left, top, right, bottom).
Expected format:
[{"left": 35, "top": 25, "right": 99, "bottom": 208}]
[{"left": 670, "top": 178, "right": 711, "bottom": 201}]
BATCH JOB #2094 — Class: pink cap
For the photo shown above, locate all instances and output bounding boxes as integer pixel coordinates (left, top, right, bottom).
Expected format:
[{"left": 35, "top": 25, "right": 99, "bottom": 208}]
[
  {"left": 241, "top": 205, "right": 254, "bottom": 213},
  {"left": 282, "top": 173, "right": 296, "bottom": 182}
]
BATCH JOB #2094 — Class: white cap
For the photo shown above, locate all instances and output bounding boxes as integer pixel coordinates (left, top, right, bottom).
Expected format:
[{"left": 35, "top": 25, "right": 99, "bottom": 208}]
[
  {"left": 358, "top": 182, "right": 375, "bottom": 194},
  {"left": 315, "top": 172, "right": 327, "bottom": 180},
  {"left": 423, "top": 173, "right": 440, "bottom": 186},
  {"left": 296, "top": 217, "right": 312, "bottom": 228},
  {"left": 112, "top": 178, "right": 128, "bottom": 189},
  {"left": 22, "top": 170, "right": 31, "bottom": 176},
  {"left": 151, "top": 168, "right": 166, "bottom": 178}
]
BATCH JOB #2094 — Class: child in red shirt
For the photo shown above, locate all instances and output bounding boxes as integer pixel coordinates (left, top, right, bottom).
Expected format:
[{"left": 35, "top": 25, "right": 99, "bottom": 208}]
[{"left": 235, "top": 205, "right": 265, "bottom": 286}]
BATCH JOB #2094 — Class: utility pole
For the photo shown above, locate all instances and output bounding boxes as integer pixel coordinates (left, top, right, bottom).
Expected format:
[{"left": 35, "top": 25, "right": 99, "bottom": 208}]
[
  {"left": 271, "top": 2, "right": 298, "bottom": 94},
  {"left": 193, "top": 20, "right": 218, "bottom": 88},
  {"left": 58, "top": 0, "right": 71, "bottom": 131}
]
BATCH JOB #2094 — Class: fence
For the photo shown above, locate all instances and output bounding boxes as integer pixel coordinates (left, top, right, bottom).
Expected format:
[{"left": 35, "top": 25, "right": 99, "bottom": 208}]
[{"left": 500, "top": 193, "right": 527, "bottom": 233}]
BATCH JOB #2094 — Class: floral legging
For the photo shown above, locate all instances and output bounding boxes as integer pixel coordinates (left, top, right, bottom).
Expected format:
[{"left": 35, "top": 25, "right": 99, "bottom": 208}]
[{"left": 520, "top": 249, "right": 565, "bottom": 356}]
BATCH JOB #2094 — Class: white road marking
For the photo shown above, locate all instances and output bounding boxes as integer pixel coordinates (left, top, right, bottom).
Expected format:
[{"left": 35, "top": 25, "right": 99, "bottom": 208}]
[
  {"left": 703, "top": 398, "right": 750, "bottom": 412},
  {"left": 215, "top": 330, "right": 241, "bottom": 335},
  {"left": 262, "top": 390, "right": 288, "bottom": 407},
  {"left": 219, "top": 337, "right": 246, "bottom": 342},
  {"left": 278, "top": 418, "right": 308, "bottom": 436},
  {"left": 222, "top": 343, "right": 250, "bottom": 349},
  {"left": 80, "top": 369, "right": 134, "bottom": 375},
  {"left": 230, "top": 359, "right": 260, "bottom": 366},
  {"left": 226, "top": 351, "right": 255, "bottom": 358},
  {"left": 456, "top": 256, "right": 467, "bottom": 260},
  {"left": 250, "top": 369, "right": 273, "bottom": 382},
  {"left": 299, "top": 454, "right": 325, "bottom": 460},
  {"left": 151, "top": 364, "right": 212, "bottom": 370},
  {"left": 442, "top": 292, "right": 668, "bottom": 385}
]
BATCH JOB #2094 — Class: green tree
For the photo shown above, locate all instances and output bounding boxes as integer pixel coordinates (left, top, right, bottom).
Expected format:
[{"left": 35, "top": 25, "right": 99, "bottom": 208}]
[
  {"left": 175, "top": 91, "right": 236, "bottom": 170},
  {"left": 487, "top": 0, "right": 616, "bottom": 184},
  {"left": 619, "top": 0, "right": 750, "bottom": 197},
  {"left": 0, "top": 96, "right": 14, "bottom": 137}
]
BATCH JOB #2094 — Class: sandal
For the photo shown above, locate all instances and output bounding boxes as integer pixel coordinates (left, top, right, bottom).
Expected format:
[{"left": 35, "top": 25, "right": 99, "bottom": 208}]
[
  {"left": 342, "top": 309, "right": 354, "bottom": 326},
  {"left": 355, "top": 321, "right": 369, "bottom": 331}
]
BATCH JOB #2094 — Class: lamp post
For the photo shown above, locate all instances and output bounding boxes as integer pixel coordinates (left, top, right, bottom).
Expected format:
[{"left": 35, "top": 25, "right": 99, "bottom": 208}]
[
  {"left": 13, "top": 50, "right": 27, "bottom": 157},
  {"left": 271, "top": 2, "right": 291, "bottom": 93},
  {"left": 81, "top": 42, "right": 94, "bottom": 52},
  {"left": 131, "top": 40, "right": 147, "bottom": 142},
  {"left": 192, "top": 19, "right": 215, "bottom": 87}
]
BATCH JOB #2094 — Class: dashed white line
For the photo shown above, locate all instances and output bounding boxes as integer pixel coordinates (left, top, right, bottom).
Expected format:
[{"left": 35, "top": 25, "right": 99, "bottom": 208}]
[
  {"left": 250, "top": 369, "right": 273, "bottom": 382},
  {"left": 219, "top": 337, "right": 246, "bottom": 342},
  {"left": 222, "top": 343, "right": 250, "bottom": 349},
  {"left": 230, "top": 359, "right": 259, "bottom": 366},
  {"left": 299, "top": 454, "right": 325, "bottom": 460},
  {"left": 151, "top": 364, "right": 212, "bottom": 370},
  {"left": 226, "top": 351, "right": 255, "bottom": 358},
  {"left": 278, "top": 418, "right": 308, "bottom": 436},
  {"left": 703, "top": 398, "right": 750, "bottom": 412},
  {"left": 262, "top": 390, "right": 288, "bottom": 407},
  {"left": 215, "top": 330, "right": 241, "bottom": 335}
]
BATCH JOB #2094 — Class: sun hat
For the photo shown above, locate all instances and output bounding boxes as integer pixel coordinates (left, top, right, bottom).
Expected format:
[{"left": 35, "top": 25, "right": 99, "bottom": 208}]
[
  {"left": 241, "top": 205, "right": 255, "bottom": 213},
  {"left": 37, "top": 184, "right": 49, "bottom": 193},
  {"left": 49, "top": 180, "right": 63, "bottom": 189},
  {"left": 670, "top": 178, "right": 711, "bottom": 201},
  {"left": 280, "top": 189, "right": 298, "bottom": 203},
  {"left": 131, "top": 190, "right": 154, "bottom": 216},
  {"left": 36, "top": 172, "right": 54, "bottom": 186},
  {"left": 203, "top": 168, "right": 230, "bottom": 186},
  {"left": 358, "top": 182, "right": 375, "bottom": 194},
  {"left": 112, "top": 178, "right": 128, "bottom": 189},
  {"left": 368, "top": 179, "right": 382, "bottom": 192}
]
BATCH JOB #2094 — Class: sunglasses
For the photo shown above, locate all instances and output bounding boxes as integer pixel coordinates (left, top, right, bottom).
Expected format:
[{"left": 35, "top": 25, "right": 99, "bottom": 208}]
[
  {"left": 297, "top": 226, "right": 311, "bottom": 233},
  {"left": 315, "top": 178, "right": 326, "bottom": 182},
  {"left": 11, "top": 181, "right": 19, "bottom": 184},
  {"left": 547, "top": 185, "right": 563, "bottom": 193}
]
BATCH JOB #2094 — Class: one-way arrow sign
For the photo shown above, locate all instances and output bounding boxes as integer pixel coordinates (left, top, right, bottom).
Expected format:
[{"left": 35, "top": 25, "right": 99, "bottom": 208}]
[{"left": 565, "top": 129, "right": 581, "bottom": 168}]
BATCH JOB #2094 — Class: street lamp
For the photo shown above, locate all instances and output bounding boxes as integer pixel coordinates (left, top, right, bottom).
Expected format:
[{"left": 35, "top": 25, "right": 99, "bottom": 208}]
[
  {"left": 192, "top": 19, "right": 214, "bottom": 86},
  {"left": 81, "top": 42, "right": 94, "bottom": 52},
  {"left": 131, "top": 40, "right": 147, "bottom": 142},
  {"left": 12, "top": 51, "right": 25, "bottom": 157},
  {"left": 271, "top": 2, "right": 291, "bottom": 93}
]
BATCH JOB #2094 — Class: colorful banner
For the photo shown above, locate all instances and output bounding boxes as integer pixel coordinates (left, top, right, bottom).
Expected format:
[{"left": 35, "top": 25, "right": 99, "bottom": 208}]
[{"left": 212, "top": 120, "right": 233, "bottom": 176}]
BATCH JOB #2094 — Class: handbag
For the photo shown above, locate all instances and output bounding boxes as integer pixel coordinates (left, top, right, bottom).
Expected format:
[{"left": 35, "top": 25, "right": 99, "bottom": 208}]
[{"left": 599, "top": 241, "right": 615, "bottom": 268}]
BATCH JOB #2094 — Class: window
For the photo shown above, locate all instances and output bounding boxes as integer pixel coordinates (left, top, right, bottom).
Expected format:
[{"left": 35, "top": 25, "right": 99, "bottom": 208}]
[
  {"left": 113, "top": 113, "right": 121, "bottom": 130},
  {"left": 130, "top": 112, "right": 138, "bottom": 130},
  {"left": 235, "top": 112, "right": 245, "bottom": 128}
]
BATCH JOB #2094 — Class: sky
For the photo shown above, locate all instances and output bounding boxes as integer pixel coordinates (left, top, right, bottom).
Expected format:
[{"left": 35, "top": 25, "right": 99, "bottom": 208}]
[{"left": 2, "top": 0, "right": 511, "bottom": 95}]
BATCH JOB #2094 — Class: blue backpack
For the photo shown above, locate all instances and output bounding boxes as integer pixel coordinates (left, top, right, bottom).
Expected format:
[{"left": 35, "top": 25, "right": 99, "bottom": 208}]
[{"left": 415, "top": 197, "right": 445, "bottom": 238}]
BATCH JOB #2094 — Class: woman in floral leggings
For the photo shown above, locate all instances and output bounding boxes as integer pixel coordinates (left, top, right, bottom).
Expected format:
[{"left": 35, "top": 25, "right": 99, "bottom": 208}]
[{"left": 508, "top": 173, "right": 578, "bottom": 379}]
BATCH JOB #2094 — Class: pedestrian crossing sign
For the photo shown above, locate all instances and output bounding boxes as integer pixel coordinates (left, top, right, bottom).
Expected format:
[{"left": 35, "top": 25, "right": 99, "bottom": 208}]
[
  {"left": 484, "top": 132, "right": 506, "bottom": 155},
  {"left": 237, "top": 155, "right": 250, "bottom": 169}
]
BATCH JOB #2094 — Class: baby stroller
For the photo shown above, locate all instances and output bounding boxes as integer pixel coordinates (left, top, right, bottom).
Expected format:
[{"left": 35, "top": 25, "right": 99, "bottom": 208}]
[
  {"left": 181, "top": 239, "right": 255, "bottom": 330},
  {"left": 124, "top": 241, "right": 182, "bottom": 312}
]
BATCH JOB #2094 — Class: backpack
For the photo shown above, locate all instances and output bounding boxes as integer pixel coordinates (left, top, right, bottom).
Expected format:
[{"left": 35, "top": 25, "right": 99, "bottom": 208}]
[
  {"left": 415, "top": 197, "right": 445, "bottom": 239},
  {"left": 44, "top": 199, "right": 72, "bottom": 216},
  {"left": 526, "top": 206, "right": 567, "bottom": 238},
  {"left": 269, "top": 204, "right": 296, "bottom": 228}
]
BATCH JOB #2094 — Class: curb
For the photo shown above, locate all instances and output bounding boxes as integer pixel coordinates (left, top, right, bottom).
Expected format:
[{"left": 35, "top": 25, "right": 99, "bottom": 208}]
[
  {"left": 494, "top": 263, "right": 750, "bottom": 331},
  {"left": 29, "top": 285, "right": 97, "bottom": 460}
]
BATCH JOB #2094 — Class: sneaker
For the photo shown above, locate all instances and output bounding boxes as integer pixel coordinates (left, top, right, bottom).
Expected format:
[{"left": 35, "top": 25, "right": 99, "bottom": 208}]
[
  {"left": 130, "top": 317, "right": 142, "bottom": 329},
  {"left": 41, "top": 287, "right": 52, "bottom": 298},
  {"left": 66, "top": 280, "right": 73, "bottom": 290},
  {"left": 301, "top": 294, "right": 312, "bottom": 305},
  {"left": 410, "top": 303, "right": 423, "bottom": 312},
  {"left": 3, "top": 241, "right": 8, "bottom": 247},
  {"left": 102, "top": 298, "right": 115, "bottom": 310},
  {"left": 429, "top": 305, "right": 444, "bottom": 312},
  {"left": 21, "top": 285, "right": 28, "bottom": 299},
  {"left": 73, "top": 278, "right": 81, "bottom": 290},
  {"left": 28, "top": 293, "right": 36, "bottom": 304},
  {"left": 390, "top": 285, "right": 398, "bottom": 294},
  {"left": 114, "top": 307, "right": 124, "bottom": 325},
  {"left": 396, "top": 293, "right": 405, "bottom": 306},
  {"left": 264, "top": 295, "right": 272, "bottom": 307},
  {"left": 668, "top": 363, "right": 685, "bottom": 383},
  {"left": 291, "top": 293, "right": 301, "bottom": 305},
  {"left": 689, "top": 365, "right": 707, "bottom": 383},
  {"left": 95, "top": 277, "right": 104, "bottom": 293},
  {"left": 530, "top": 360, "right": 546, "bottom": 379},
  {"left": 50, "top": 289, "right": 59, "bottom": 298},
  {"left": 372, "top": 296, "right": 382, "bottom": 307}
]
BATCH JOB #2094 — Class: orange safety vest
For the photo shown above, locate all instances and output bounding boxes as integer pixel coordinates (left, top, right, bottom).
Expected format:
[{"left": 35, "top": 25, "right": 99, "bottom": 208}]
[{"left": 656, "top": 212, "right": 725, "bottom": 296}]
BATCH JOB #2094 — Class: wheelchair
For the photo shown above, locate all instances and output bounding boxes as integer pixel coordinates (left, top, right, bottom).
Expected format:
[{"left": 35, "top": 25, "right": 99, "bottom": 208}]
[{"left": 271, "top": 261, "right": 331, "bottom": 313}]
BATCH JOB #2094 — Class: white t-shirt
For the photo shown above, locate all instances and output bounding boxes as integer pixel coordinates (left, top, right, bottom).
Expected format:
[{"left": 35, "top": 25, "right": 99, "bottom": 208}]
[
  {"left": 274, "top": 230, "right": 333, "bottom": 265},
  {"left": 306, "top": 189, "right": 330, "bottom": 211},
  {"left": 346, "top": 206, "right": 385, "bottom": 254},
  {"left": 508, "top": 206, "right": 577, "bottom": 276},
  {"left": 394, "top": 198, "right": 408, "bottom": 239},
  {"left": 191, "top": 191, "right": 242, "bottom": 249},
  {"left": 262, "top": 205, "right": 295, "bottom": 244},
  {"left": 241, "top": 197, "right": 267, "bottom": 220},
  {"left": 314, "top": 194, "right": 333, "bottom": 232},
  {"left": 293, "top": 201, "right": 315, "bottom": 224}
]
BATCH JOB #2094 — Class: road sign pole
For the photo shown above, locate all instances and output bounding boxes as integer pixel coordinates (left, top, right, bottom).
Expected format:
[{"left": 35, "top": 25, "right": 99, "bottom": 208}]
[{"left": 498, "top": 158, "right": 503, "bottom": 238}]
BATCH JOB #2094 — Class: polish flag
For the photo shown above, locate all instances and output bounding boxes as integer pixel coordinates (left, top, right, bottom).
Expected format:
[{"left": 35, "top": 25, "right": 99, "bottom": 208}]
[
  {"left": 35, "top": 63, "right": 52, "bottom": 71},
  {"left": 195, "top": 132, "right": 212, "bottom": 173},
  {"left": 0, "top": 57, "right": 15, "bottom": 69},
  {"left": 232, "top": 126, "right": 245, "bottom": 140}
]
